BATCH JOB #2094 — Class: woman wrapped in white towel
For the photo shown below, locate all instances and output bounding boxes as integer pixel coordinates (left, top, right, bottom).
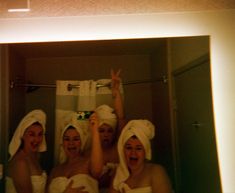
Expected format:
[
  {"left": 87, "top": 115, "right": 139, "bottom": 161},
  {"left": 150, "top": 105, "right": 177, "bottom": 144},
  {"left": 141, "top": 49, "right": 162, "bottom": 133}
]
[
  {"left": 6, "top": 109, "right": 47, "bottom": 193},
  {"left": 109, "top": 120, "right": 172, "bottom": 193},
  {"left": 46, "top": 111, "right": 103, "bottom": 193}
]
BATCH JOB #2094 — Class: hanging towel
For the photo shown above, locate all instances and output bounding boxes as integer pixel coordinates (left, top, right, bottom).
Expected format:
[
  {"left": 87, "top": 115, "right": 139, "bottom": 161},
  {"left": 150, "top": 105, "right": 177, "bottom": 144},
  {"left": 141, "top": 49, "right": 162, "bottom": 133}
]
[
  {"left": 77, "top": 80, "right": 97, "bottom": 111},
  {"left": 113, "top": 120, "right": 155, "bottom": 190},
  {"left": 8, "top": 109, "right": 47, "bottom": 160}
]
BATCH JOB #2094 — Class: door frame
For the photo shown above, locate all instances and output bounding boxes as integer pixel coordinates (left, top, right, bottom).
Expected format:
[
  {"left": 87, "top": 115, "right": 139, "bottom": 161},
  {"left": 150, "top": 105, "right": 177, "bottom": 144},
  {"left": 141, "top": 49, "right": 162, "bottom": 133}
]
[{"left": 0, "top": 45, "right": 10, "bottom": 192}]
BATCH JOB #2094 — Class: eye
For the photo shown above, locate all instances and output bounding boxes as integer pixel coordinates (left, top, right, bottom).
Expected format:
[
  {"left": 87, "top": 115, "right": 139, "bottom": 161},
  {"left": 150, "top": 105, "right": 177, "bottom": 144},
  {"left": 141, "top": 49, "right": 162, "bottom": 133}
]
[
  {"left": 125, "top": 145, "right": 132, "bottom": 150},
  {"left": 108, "top": 129, "right": 114, "bottom": 133},
  {"left": 38, "top": 132, "right": 44, "bottom": 137},
  {"left": 63, "top": 136, "right": 70, "bottom": 141},
  {"left": 28, "top": 132, "right": 35, "bottom": 137},
  {"left": 135, "top": 145, "right": 143, "bottom": 151},
  {"left": 99, "top": 128, "right": 105, "bottom": 133},
  {"left": 73, "top": 137, "right": 80, "bottom": 141}
]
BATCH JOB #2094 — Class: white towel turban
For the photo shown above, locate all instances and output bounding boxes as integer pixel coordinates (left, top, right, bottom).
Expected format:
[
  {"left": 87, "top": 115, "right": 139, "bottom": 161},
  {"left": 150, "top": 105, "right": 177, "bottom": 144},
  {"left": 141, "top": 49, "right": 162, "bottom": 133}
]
[
  {"left": 113, "top": 119, "right": 155, "bottom": 190},
  {"left": 8, "top": 109, "right": 47, "bottom": 160},
  {"left": 94, "top": 104, "right": 117, "bottom": 130},
  {"left": 59, "top": 112, "right": 90, "bottom": 163}
]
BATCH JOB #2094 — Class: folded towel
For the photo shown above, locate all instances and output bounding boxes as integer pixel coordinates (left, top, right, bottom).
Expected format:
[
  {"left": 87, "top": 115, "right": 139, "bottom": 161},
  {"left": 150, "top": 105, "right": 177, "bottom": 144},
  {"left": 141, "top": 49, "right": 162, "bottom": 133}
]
[
  {"left": 59, "top": 112, "right": 89, "bottom": 163},
  {"left": 94, "top": 104, "right": 117, "bottom": 130},
  {"left": 113, "top": 119, "right": 155, "bottom": 190},
  {"left": 8, "top": 109, "right": 47, "bottom": 160}
]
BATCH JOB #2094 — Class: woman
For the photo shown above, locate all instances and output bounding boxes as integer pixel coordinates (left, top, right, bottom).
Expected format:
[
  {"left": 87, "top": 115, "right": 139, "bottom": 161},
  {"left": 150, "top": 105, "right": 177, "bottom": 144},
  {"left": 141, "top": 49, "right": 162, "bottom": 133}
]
[
  {"left": 6, "top": 109, "right": 47, "bottom": 193},
  {"left": 95, "top": 69, "right": 126, "bottom": 192},
  {"left": 47, "top": 112, "right": 103, "bottom": 193},
  {"left": 109, "top": 120, "right": 172, "bottom": 193}
]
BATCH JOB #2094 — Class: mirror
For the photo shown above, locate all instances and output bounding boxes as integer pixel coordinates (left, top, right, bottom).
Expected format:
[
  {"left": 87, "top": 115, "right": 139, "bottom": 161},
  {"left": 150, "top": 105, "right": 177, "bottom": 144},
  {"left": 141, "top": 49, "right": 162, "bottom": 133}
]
[{"left": 2, "top": 36, "right": 221, "bottom": 193}]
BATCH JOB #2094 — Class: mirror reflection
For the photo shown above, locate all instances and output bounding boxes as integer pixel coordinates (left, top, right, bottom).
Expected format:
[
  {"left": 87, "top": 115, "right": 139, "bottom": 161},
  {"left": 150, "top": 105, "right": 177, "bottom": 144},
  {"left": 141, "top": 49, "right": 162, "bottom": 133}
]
[{"left": 1, "top": 36, "right": 221, "bottom": 193}]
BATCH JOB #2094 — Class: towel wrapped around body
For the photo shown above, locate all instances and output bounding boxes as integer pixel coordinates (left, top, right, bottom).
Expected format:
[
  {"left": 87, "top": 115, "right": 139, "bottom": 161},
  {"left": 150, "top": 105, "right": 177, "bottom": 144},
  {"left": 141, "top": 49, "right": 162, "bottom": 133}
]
[
  {"left": 6, "top": 172, "right": 47, "bottom": 193},
  {"left": 48, "top": 174, "right": 98, "bottom": 193}
]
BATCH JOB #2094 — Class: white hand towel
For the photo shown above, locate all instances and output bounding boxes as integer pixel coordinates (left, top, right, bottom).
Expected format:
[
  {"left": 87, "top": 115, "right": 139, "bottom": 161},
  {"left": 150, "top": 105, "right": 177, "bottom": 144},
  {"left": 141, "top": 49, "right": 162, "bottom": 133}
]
[
  {"left": 59, "top": 112, "right": 89, "bottom": 163},
  {"left": 113, "top": 119, "right": 155, "bottom": 190},
  {"left": 8, "top": 109, "right": 47, "bottom": 160},
  {"left": 94, "top": 104, "right": 117, "bottom": 130}
]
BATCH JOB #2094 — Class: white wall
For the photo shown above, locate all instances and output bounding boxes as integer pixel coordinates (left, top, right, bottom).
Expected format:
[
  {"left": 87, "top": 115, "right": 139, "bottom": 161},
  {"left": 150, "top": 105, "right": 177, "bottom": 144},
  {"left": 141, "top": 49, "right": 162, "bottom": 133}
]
[{"left": 0, "top": 9, "right": 235, "bottom": 192}]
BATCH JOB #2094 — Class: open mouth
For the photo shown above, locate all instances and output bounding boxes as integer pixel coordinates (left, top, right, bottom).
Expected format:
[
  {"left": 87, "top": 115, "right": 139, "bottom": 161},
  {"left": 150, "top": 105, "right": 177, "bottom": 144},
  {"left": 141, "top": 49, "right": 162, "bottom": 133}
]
[
  {"left": 129, "top": 157, "right": 138, "bottom": 165},
  {"left": 102, "top": 139, "right": 111, "bottom": 144},
  {"left": 67, "top": 147, "right": 78, "bottom": 153}
]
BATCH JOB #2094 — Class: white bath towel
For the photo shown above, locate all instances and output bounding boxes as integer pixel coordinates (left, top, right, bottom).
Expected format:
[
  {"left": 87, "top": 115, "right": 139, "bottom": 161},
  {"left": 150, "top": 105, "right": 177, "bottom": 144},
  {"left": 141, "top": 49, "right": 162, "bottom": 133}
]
[
  {"left": 8, "top": 109, "right": 47, "bottom": 160},
  {"left": 94, "top": 104, "right": 117, "bottom": 130},
  {"left": 59, "top": 112, "right": 90, "bottom": 163},
  {"left": 48, "top": 174, "right": 98, "bottom": 193},
  {"left": 6, "top": 172, "right": 47, "bottom": 193},
  {"left": 113, "top": 120, "right": 155, "bottom": 190}
]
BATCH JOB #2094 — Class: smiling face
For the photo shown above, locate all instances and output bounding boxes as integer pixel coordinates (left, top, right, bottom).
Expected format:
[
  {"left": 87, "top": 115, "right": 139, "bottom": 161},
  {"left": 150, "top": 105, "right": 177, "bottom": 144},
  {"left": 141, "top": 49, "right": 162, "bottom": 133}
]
[
  {"left": 98, "top": 123, "right": 115, "bottom": 148},
  {"left": 63, "top": 127, "right": 81, "bottom": 158},
  {"left": 124, "top": 136, "right": 146, "bottom": 171},
  {"left": 22, "top": 122, "right": 44, "bottom": 153}
]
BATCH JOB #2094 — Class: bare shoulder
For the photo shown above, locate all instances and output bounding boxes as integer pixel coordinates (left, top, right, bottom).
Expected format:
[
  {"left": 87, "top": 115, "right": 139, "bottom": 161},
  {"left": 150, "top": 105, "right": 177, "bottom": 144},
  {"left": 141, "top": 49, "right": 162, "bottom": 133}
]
[
  {"left": 9, "top": 154, "right": 29, "bottom": 172},
  {"left": 147, "top": 163, "right": 168, "bottom": 175},
  {"left": 8, "top": 154, "right": 31, "bottom": 180},
  {"left": 146, "top": 163, "right": 172, "bottom": 193}
]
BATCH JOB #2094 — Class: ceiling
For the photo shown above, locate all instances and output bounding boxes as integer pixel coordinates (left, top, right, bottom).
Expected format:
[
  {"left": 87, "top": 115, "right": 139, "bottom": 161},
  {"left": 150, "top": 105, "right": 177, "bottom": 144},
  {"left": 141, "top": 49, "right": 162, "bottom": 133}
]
[{"left": 8, "top": 38, "right": 167, "bottom": 59}]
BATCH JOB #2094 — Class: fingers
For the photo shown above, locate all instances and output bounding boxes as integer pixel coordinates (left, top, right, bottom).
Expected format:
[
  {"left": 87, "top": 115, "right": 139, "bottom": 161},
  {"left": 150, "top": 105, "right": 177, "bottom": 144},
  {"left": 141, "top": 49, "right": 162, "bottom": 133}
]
[
  {"left": 65, "top": 183, "right": 88, "bottom": 193},
  {"left": 111, "top": 69, "right": 121, "bottom": 79},
  {"left": 66, "top": 180, "right": 74, "bottom": 189},
  {"left": 116, "top": 69, "right": 121, "bottom": 77},
  {"left": 73, "top": 186, "right": 88, "bottom": 193},
  {"left": 64, "top": 180, "right": 74, "bottom": 193},
  {"left": 89, "top": 112, "right": 99, "bottom": 130}
]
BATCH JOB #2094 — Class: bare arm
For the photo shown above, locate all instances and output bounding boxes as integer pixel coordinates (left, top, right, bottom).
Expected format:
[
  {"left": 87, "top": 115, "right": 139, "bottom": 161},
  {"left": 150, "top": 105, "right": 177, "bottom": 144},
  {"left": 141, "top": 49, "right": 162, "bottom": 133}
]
[
  {"left": 111, "top": 69, "right": 126, "bottom": 137},
  {"left": 107, "top": 173, "right": 120, "bottom": 193},
  {"left": 151, "top": 165, "right": 172, "bottom": 193},
  {"left": 11, "top": 159, "right": 33, "bottom": 193},
  {"left": 89, "top": 112, "right": 104, "bottom": 178}
]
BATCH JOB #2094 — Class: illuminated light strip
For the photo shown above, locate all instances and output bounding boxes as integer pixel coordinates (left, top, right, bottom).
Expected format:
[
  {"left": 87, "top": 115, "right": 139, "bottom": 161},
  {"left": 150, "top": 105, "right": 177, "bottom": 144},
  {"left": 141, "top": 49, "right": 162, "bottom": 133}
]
[
  {"left": 7, "top": 0, "right": 30, "bottom": 12},
  {"left": 8, "top": 8, "right": 30, "bottom": 12}
]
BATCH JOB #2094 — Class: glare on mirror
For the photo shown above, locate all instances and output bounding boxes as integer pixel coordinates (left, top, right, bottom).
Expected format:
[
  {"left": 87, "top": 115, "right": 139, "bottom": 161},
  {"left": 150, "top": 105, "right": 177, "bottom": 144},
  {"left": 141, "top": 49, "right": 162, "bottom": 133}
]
[{"left": 1, "top": 36, "right": 222, "bottom": 193}]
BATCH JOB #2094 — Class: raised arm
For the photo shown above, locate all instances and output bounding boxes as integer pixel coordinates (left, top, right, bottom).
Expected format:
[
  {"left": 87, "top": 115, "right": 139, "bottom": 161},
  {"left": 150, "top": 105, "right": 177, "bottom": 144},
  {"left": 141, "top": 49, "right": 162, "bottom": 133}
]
[
  {"left": 111, "top": 69, "right": 126, "bottom": 136},
  {"left": 89, "top": 112, "right": 104, "bottom": 178}
]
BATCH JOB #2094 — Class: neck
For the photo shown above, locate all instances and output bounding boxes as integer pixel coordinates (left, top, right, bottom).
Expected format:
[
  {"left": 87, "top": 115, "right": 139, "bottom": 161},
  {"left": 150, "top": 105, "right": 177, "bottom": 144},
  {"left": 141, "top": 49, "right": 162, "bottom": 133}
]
[
  {"left": 129, "top": 163, "right": 145, "bottom": 177},
  {"left": 66, "top": 155, "right": 80, "bottom": 164},
  {"left": 21, "top": 149, "right": 38, "bottom": 160}
]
